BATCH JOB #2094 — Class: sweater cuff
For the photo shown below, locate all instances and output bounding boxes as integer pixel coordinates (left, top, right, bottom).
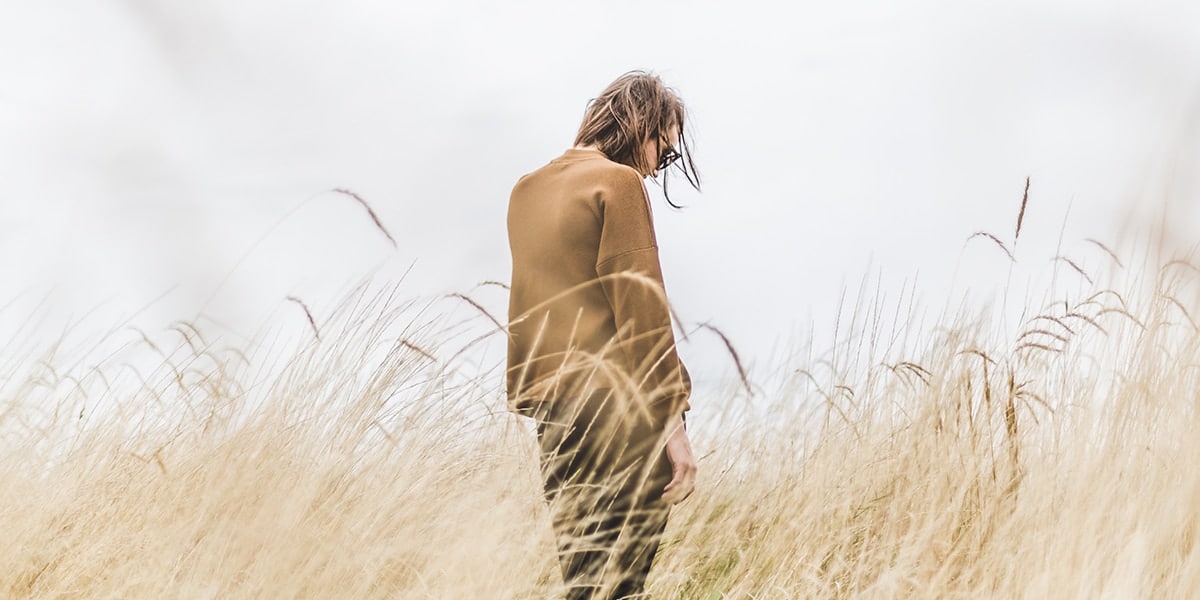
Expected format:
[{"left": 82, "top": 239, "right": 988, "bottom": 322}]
[{"left": 653, "top": 392, "right": 690, "bottom": 426}]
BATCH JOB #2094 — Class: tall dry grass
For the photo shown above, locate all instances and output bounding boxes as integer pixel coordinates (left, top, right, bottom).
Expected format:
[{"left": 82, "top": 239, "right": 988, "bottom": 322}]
[{"left": 4, "top": 219, "right": 1200, "bottom": 598}]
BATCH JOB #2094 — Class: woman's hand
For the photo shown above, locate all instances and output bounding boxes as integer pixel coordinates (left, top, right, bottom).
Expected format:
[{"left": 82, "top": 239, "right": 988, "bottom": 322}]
[{"left": 661, "top": 412, "right": 697, "bottom": 505}]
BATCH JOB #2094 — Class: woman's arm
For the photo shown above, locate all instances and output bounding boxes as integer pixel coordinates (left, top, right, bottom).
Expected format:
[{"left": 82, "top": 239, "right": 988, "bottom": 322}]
[{"left": 594, "top": 168, "right": 692, "bottom": 424}]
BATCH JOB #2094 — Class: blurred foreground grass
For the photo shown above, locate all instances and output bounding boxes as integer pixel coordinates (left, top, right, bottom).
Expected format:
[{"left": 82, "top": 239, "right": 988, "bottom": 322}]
[{"left": 3, "top": 240, "right": 1200, "bottom": 599}]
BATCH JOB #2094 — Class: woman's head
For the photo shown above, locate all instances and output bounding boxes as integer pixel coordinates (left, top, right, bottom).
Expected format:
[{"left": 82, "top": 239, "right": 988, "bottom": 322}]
[{"left": 574, "top": 71, "right": 700, "bottom": 207}]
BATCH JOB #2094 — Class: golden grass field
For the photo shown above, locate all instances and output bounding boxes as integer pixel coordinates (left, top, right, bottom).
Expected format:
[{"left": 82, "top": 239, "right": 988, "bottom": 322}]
[{"left": 3, "top": 212, "right": 1200, "bottom": 598}]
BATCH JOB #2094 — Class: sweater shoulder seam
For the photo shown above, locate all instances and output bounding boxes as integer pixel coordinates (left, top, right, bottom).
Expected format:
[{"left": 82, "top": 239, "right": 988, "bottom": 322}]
[{"left": 596, "top": 245, "right": 658, "bottom": 270}]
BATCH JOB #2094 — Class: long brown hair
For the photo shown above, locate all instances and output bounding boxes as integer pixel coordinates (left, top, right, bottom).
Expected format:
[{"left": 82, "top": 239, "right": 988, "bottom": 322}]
[{"left": 574, "top": 71, "right": 700, "bottom": 208}]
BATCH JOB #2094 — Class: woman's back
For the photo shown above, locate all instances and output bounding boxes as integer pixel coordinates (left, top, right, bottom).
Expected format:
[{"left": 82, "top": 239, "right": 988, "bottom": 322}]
[{"left": 506, "top": 147, "right": 661, "bottom": 414}]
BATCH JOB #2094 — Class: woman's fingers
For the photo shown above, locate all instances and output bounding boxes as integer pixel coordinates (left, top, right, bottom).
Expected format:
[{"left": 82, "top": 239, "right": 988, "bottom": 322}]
[
  {"left": 662, "top": 464, "right": 696, "bottom": 504},
  {"left": 662, "top": 412, "right": 696, "bottom": 504}
]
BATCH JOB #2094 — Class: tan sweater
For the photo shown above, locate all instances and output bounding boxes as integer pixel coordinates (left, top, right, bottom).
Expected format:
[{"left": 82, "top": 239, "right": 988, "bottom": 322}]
[{"left": 506, "top": 148, "right": 691, "bottom": 424}]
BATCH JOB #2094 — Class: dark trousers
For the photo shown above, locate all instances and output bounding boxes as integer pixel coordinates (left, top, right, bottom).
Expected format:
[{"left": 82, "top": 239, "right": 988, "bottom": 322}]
[{"left": 536, "top": 389, "right": 673, "bottom": 600}]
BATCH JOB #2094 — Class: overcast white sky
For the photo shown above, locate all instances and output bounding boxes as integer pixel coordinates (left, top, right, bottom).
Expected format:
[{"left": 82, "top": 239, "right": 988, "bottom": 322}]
[{"left": 2, "top": 1, "right": 1198, "bottom": 390}]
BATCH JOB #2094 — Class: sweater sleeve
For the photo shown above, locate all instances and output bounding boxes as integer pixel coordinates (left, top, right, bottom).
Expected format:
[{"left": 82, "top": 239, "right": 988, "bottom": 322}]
[{"left": 595, "top": 168, "right": 692, "bottom": 422}]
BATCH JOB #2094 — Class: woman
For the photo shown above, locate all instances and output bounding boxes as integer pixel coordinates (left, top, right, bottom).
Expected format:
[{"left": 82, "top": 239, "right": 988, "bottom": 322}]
[{"left": 506, "top": 71, "right": 700, "bottom": 599}]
